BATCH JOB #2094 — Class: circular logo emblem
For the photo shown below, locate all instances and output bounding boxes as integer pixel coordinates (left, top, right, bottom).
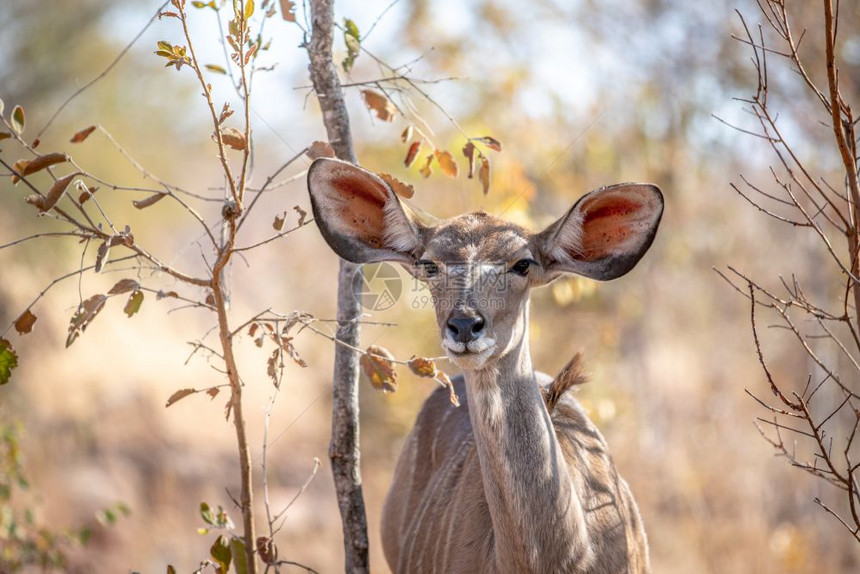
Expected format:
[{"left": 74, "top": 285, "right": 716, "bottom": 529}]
[{"left": 352, "top": 262, "right": 402, "bottom": 311}]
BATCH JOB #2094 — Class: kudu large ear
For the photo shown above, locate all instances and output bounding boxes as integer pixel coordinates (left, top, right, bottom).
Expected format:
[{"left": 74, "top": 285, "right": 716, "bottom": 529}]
[
  {"left": 538, "top": 183, "right": 663, "bottom": 281},
  {"left": 307, "top": 158, "right": 425, "bottom": 264}
]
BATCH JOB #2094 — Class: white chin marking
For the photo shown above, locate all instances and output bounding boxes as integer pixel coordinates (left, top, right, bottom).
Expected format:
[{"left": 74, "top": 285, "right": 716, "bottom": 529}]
[
  {"left": 442, "top": 339, "right": 466, "bottom": 354},
  {"left": 442, "top": 337, "right": 497, "bottom": 370}
]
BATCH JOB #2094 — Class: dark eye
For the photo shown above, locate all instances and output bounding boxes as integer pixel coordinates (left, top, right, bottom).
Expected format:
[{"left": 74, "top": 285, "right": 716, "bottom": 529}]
[
  {"left": 510, "top": 259, "right": 534, "bottom": 276},
  {"left": 417, "top": 260, "right": 440, "bottom": 277}
]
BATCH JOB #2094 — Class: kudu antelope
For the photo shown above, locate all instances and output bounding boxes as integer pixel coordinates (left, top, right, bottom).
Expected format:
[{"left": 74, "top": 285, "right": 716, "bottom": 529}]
[{"left": 308, "top": 158, "right": 663, "bottom": 574}]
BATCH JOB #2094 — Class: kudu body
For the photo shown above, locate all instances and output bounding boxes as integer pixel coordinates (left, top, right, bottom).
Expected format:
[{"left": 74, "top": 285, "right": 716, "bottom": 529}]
[{"left": 308, "top": 158, "right": 663, "bottom": 573}]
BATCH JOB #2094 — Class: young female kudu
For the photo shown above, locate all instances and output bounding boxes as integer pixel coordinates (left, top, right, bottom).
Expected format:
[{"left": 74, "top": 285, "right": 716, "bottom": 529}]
[{"left": 307, "top": 158, "right": 663, "bottom": 574}]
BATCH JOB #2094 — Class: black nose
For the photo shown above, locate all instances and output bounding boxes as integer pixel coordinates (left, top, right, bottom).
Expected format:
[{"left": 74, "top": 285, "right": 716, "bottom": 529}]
[{"left": 446, "top": 310, "right": 486, "bottom": 344}]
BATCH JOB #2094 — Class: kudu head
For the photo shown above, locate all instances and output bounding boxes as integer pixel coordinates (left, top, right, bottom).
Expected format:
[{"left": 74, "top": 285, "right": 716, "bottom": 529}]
[{"left": 308, "top": 158, "right": 663, "bottom": 371}]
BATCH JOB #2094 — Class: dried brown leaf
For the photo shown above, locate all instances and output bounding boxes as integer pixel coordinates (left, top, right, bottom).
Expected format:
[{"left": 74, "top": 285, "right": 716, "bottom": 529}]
[
  {"left": 220, "top": 127, "right": 247, "bottom": 150},
  {"left": 434, "top": 150, "right": 459, "bottom": 178},
  {"left": 278, "top": 336, "right": 307, "bottom": 368},
  {"left": 267, "top": 347, "right": 281, "bottom": 387},
  {"left": 25, "top": 173, "right": 76, "bottom": 212},
  {"left": 133, "top": 193, "right": 167, "bottom": 209},
  {"left": 293, "top": 205, "right": 308, "bottom": 225},
  {"left": 14, "top": 309, "right": 37, "bottom": 335},
  {"left": 360, "top": 345, "right": 397, "bottom": 393},
  {"left": 206, "top": 387, "right": 220, "bottom": 399},
  {"left": 435, "top": 370, "right": 460, "bottom": 406},
  {"left": 95, "top": 241, "right": 110, "bottom": 273},
  {"left": 462, "top": 141, "right": 476, "bottom": 178},
  {"left": 108, "top": 278, "right": 140, "bottom": 295},
  {"left": 306, "top": 140, "right": 335, "bottom": 159},
  {"left": 361, "top": 90, "right": 396, "bottom": 122},
  {"left": 401, "top": 125, "right": 413, "bottom": 143},
  {"left": 273, "top": 212, "right": 286, "bottom": 231},
  {"left": 71, "top": 125, "right": 97, "bottom": 143},
  {"left": 218, "top": 102, "right": 233, "bottom": 124},
  {"left": 78, "top": 184, "right": 98, "bottom": 205},
  {"left": 11, "top": 159, "right": 27, "bottom": 184},
  {"left": 21, "top": 152, "right": 68, "bottom": 176},
  {"left": 477, "top": 136, "right": 502, "bottom": 152},
  {"left": 66, "top": 294, "right": 107, "bottom": 347},
  {"left": 404, "top": 140, "right": 421, "bottom": 168},
  {"left": 279, "top": 0, "right": 295, "bottom": 20},
  {"left": 378, "top": 173, "right": 414, "bottom": 199},
  {"left": 166, "top": 388, "right": 196, "bottom": 407}
]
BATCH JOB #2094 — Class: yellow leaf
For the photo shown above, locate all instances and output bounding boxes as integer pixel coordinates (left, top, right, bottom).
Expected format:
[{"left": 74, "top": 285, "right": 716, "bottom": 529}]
[
  {"left": 419, "top": 154, "right": 434, "bottom": 178},
  {"left": 360, "top": 345, "right": 397, "bottom": 393},
  {"left": 434, "top": 150, "right": 459, "bottom": 178},
  {"left": 407, "top": 356, "right": 437, "bottom": 378},
  {"left": 478, "top": 155, "right": 490, "bottom": 195},
  {"left": 404, "top": 140, "right": 421, "bottom": 167}
]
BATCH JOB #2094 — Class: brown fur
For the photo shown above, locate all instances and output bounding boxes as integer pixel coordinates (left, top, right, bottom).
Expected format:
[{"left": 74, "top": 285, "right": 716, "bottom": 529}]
[
  {"left": 381, "top": 374, "right": 649, "bottom": 574},
  {"left": 544, "top": 352, "right": 588, "bottom": 414}
]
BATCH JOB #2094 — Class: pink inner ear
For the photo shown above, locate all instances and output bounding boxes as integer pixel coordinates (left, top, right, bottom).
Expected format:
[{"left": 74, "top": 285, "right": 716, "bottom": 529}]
[
  {"left": 327, "top": 170, "right": 388, "bottom": 248},
  {"left": 578, "top": 193, "right": 648, "bottom": 262}
]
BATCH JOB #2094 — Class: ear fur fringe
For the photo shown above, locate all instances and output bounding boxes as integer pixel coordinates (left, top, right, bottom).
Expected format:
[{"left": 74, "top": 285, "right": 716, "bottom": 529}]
[{"left": 543, "top": 352, "right": 587, "bottom": 413}]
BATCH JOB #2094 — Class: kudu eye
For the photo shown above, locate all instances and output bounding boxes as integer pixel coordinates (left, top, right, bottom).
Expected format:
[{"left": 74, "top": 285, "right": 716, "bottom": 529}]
[
  {"left": 416, "top": 260, "right": 440, "bottom": 278},
  {"left": 510, "top": 259, "right": 534, "bottom": 277}
]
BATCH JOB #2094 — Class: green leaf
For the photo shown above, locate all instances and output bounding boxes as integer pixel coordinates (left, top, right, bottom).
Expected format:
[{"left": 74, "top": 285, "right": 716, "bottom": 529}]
[
  {"left": 342, "top": 18, "right": 361, "bottom": 73},
  {"left": 124, "top": 290, "right": 144, "bottom": 318},
  {"left": 210, "top": 535, "right": 232, "bottom": 574},
  {"left": 0, "top": 339, "right": 18, "bottom": 385},
  {"left": 231, "top": 538, "right": 249, "bottom": 574},
  {"left": 205, "top": 64, "right": 228, "bottom": 75},
  {"left": 344, "top": 18, "right": 360, "bottom": 41},
  {"left": 11, "top": 105, "right": 24, "bottom": 135},
  {"left": 98, "top": 508, "right": 117, "bottom": 525},
  {"left": 157, "top": 40, "right": 173, "bottom": 52},
  {"left": 200, "top": 502, "right": 216, "bottom": 525}
]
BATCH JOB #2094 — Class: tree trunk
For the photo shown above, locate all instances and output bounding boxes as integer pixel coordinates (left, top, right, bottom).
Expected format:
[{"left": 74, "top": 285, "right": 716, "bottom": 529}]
[{"left": 306, "top": 1, "right": 370, "bottom": 572}]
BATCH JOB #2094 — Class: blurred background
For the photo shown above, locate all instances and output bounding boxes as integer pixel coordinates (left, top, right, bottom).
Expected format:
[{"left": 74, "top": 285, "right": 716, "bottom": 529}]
[{"left": 1, "top": 0, "right": 859, "bottom": 571}]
